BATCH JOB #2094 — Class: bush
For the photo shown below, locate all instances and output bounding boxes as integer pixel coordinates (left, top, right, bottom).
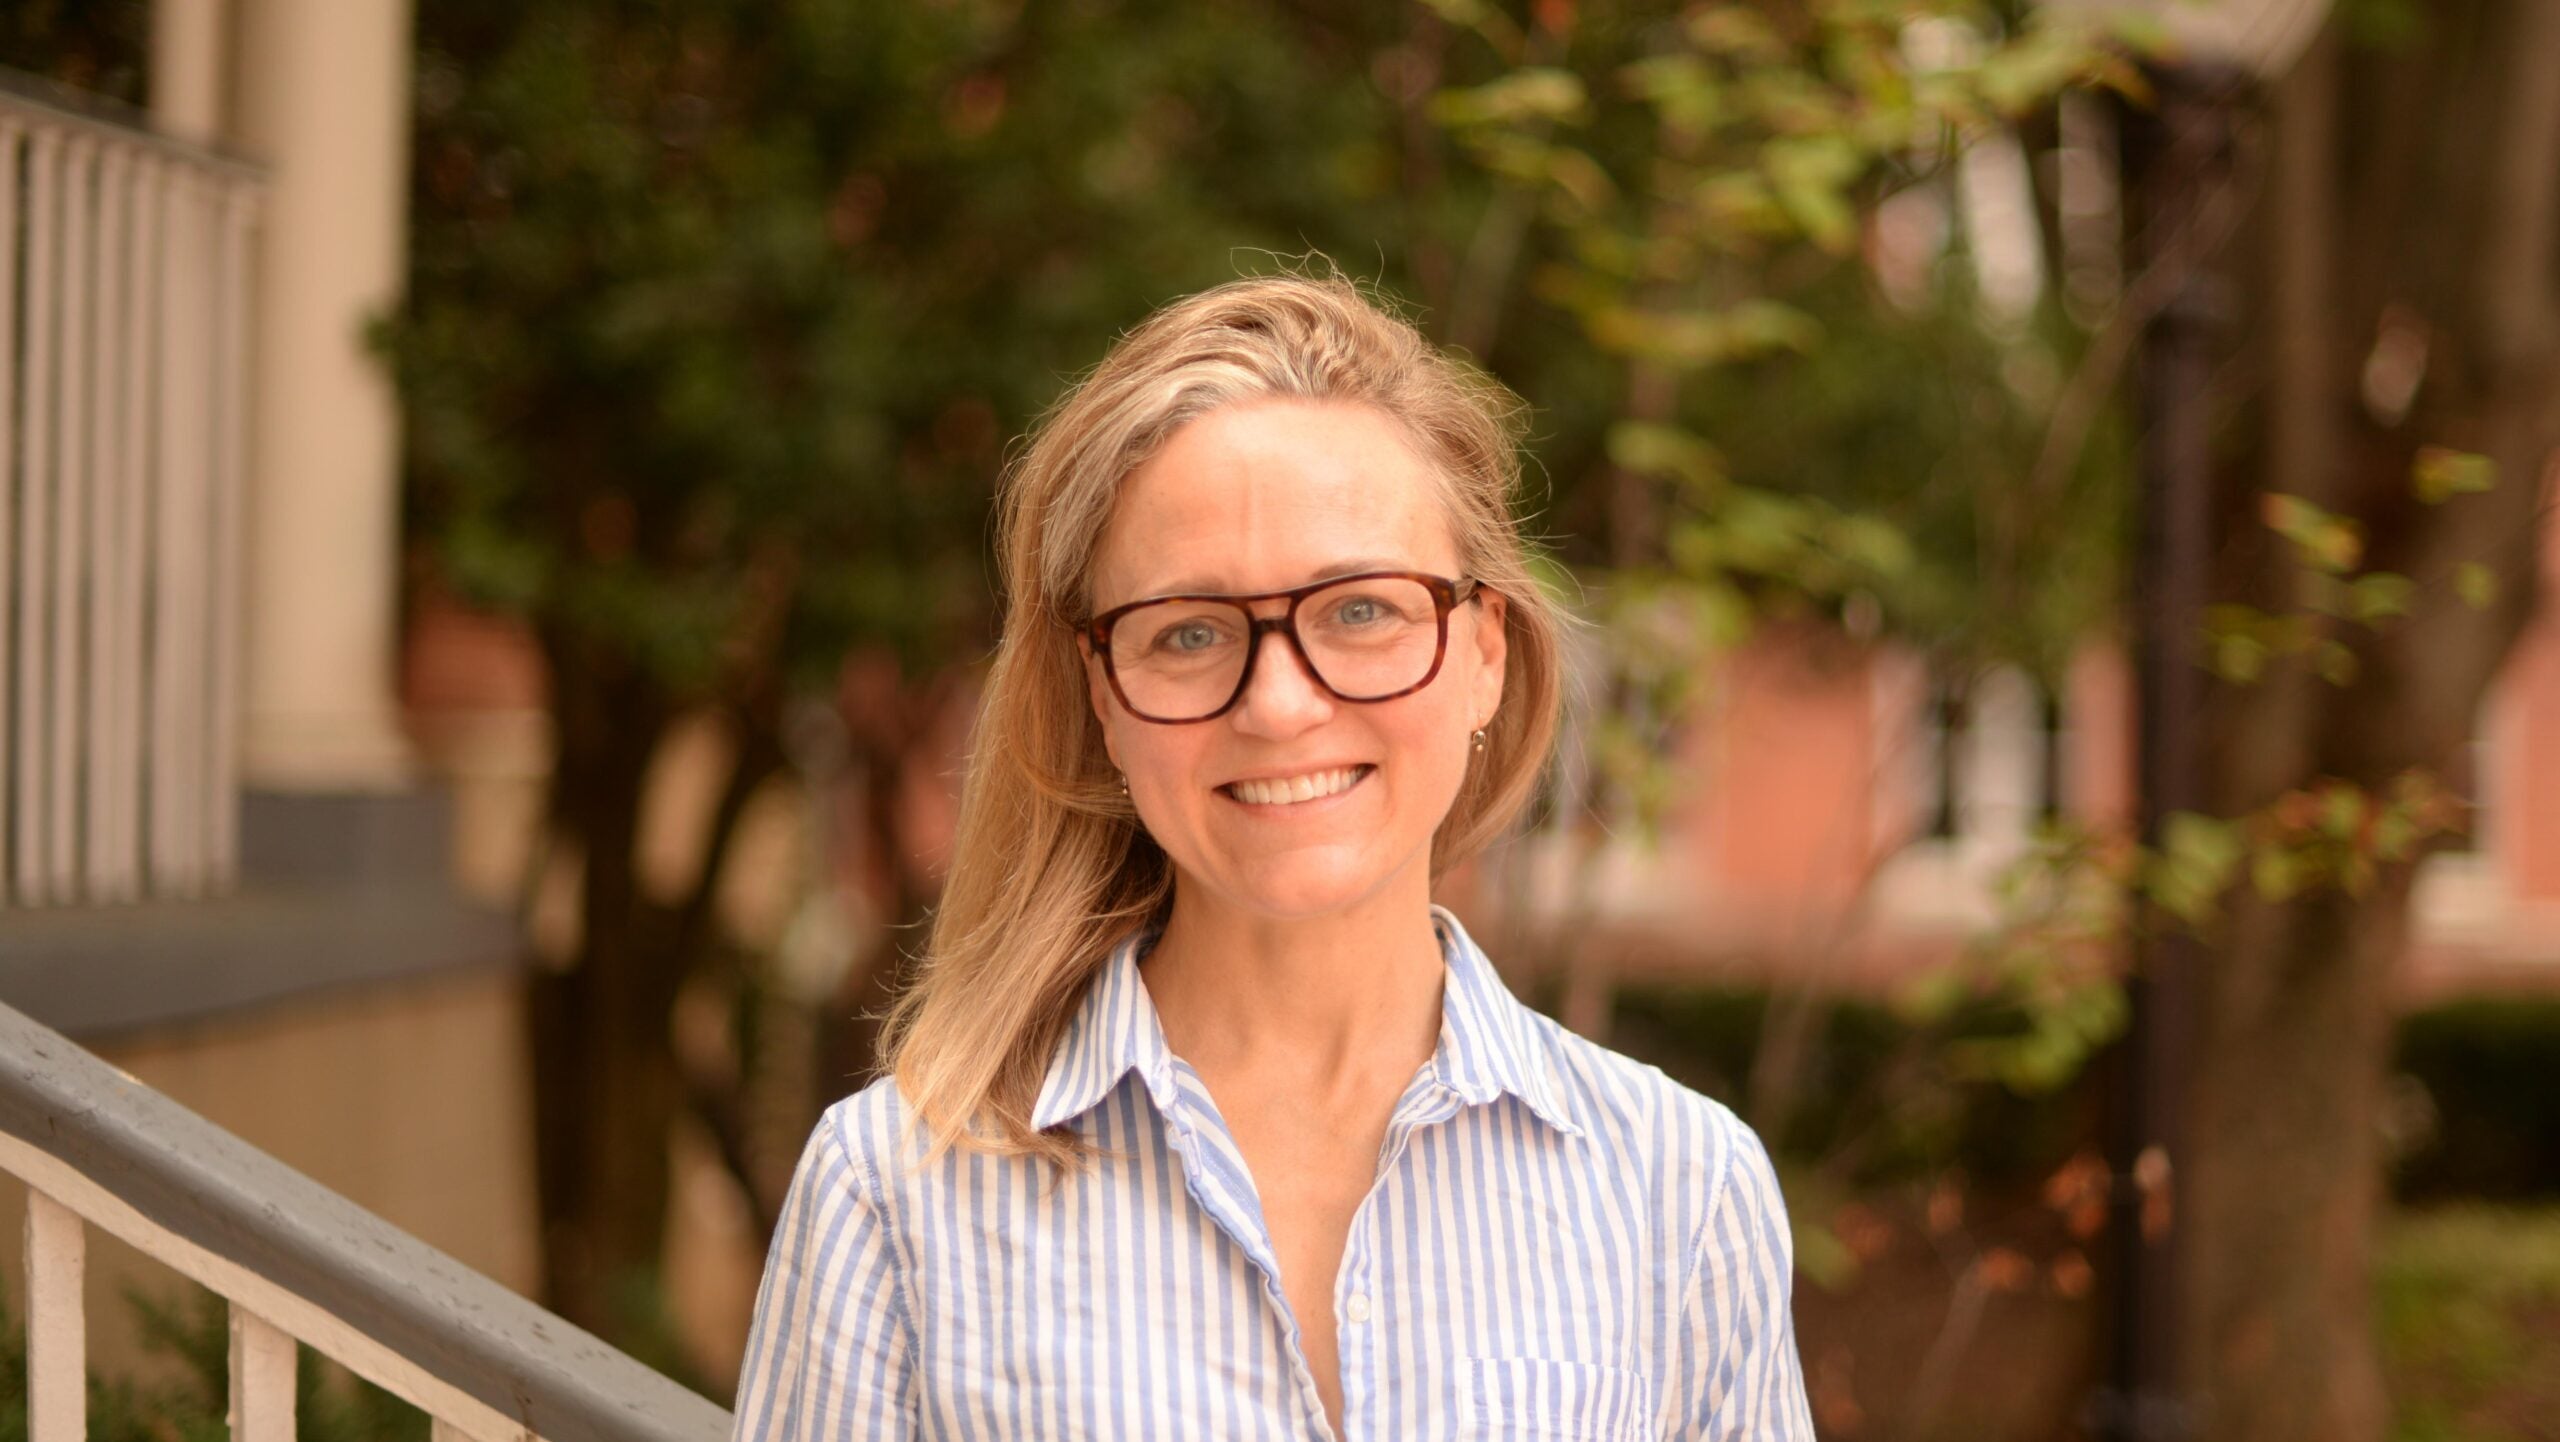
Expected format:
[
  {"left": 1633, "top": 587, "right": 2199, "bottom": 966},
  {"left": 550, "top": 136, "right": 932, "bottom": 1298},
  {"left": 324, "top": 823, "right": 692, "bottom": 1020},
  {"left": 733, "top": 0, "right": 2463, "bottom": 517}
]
[
  {"left": 1607, "top": 984, "right": 2560, "bottom": 1203},
  {"left": 1606, "top": 984, "right": 2095, "bottom": 1190},
  {"left": 2393, "top": 1000, "right": 2560, "bottom": 1202}
]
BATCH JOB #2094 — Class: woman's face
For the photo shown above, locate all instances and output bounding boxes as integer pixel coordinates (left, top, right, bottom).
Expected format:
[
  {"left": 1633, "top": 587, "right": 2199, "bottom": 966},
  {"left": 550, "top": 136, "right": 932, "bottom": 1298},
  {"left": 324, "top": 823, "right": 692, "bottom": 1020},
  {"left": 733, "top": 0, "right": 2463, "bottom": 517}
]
[{"left": 1083, "top": 398, "right": 1508, "bottom": 926}]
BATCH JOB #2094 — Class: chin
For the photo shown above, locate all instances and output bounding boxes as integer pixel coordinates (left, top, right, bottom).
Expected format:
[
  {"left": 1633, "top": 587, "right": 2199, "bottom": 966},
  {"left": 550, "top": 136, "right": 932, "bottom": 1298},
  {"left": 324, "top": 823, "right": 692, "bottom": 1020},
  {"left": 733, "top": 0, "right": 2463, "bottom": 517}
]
[{"left": 1186, "top": 851, "right": 1408, "bottom": 923}]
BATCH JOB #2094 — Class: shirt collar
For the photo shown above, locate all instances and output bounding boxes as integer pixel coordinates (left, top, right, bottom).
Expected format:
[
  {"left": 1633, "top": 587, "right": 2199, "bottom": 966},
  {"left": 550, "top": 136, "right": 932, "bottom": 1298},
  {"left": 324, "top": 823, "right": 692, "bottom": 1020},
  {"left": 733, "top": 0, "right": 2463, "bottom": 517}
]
[
  {"left": 1427, "top": 904, "right": 1584, "bottom": 1139},
  {"left": 1028, "top": 926, "right": 1179, "bottom": 1131},
  {"left": 1029, "top": 904, "right": 1583, "bottom": 1141}
]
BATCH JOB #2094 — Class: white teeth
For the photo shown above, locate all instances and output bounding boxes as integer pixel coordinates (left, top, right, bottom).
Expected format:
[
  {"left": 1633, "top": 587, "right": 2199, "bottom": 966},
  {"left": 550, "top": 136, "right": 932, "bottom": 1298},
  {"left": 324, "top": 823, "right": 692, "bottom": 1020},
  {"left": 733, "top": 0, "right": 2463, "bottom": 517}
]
[{"left": 1229, "top": 766, "right": 1365, "bottom": 807}]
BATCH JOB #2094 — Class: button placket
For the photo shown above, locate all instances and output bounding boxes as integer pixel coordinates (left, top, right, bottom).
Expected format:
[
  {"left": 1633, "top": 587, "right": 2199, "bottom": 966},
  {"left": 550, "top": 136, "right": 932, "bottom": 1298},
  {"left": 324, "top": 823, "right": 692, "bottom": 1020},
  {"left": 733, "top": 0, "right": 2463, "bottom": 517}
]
[
  {"left": 1332, "top": 1080, "right": 1466, "bottom": 1440},
  {"left": 1157, "top": 1064, "right": 1331, "bottom": 1439},
  {"left": 1336, "top": 1234, "right": 1374, "bottom": 1441}
]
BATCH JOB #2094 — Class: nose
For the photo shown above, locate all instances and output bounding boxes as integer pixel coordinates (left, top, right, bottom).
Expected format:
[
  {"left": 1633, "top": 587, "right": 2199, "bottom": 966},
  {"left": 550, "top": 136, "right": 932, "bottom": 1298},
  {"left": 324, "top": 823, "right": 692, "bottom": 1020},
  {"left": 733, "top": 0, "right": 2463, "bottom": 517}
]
[{"left": 1230, "top": 622, "right": 1335, "bottom": 737}]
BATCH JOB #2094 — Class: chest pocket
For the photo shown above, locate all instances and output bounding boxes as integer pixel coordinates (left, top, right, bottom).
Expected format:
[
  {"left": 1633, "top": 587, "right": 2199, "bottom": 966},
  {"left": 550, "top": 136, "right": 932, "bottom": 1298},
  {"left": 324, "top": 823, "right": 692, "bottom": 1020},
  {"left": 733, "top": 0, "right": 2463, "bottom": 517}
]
[{"left": 1463, "top": 1357, "right": 1655, "bottom": 1441}]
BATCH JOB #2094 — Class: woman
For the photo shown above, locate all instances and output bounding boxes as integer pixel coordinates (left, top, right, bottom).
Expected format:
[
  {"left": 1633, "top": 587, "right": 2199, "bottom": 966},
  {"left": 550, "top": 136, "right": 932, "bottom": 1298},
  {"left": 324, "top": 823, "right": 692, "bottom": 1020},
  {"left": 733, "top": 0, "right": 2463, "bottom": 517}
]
[{"left": 733, "top": 274, "right": 1813, "bottom": 1441}]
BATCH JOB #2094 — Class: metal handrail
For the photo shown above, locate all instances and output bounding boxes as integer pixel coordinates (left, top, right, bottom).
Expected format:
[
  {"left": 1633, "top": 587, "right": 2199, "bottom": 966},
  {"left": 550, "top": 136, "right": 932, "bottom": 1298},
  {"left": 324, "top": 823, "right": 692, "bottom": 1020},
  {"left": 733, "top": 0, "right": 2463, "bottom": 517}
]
[{"left": 0, "top": 997, "right": 733, "bottom": 1442}]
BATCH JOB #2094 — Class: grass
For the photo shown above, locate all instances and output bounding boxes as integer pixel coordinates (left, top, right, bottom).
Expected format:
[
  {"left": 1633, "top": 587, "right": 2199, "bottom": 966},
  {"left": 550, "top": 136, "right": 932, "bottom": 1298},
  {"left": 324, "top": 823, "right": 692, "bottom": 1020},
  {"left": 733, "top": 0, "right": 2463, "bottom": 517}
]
[{"left": 2379, "top": 1206, "right": 2560, "bottom": 1442}]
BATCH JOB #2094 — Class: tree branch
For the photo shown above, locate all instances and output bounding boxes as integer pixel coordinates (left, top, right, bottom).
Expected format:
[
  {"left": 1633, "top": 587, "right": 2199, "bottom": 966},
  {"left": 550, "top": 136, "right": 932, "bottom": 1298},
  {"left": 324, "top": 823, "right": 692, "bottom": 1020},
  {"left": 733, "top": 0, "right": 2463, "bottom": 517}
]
[{"left": 2467, "top": 0, "right": 2560, "bottom": 373}]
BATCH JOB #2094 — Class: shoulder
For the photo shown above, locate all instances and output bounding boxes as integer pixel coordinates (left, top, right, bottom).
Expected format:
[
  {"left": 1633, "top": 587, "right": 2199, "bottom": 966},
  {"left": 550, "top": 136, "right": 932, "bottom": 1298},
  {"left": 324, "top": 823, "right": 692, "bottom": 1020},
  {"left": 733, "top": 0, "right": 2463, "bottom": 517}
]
[
  {"left": 1526, "top": 1009, "right": 1787, "bottom": 1237},
  {"left": 806, "top": 1071, "right": 924, "bottom": 1201}
]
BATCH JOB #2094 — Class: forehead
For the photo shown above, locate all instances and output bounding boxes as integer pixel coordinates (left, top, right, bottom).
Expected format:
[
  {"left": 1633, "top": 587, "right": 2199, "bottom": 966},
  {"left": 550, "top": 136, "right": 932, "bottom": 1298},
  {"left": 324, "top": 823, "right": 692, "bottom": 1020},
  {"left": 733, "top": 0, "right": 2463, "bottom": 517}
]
[{"left": 1090, "top": 399, "right": 1460, "bottom": 606}]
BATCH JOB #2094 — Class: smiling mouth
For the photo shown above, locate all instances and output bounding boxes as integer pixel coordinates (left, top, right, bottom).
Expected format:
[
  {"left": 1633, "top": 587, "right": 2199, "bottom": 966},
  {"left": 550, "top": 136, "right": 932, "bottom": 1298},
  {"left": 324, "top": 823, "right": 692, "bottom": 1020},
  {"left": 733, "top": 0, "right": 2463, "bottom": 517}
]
[{"left": 1218, "top": 765, "right": 1375, "bottom": 807}]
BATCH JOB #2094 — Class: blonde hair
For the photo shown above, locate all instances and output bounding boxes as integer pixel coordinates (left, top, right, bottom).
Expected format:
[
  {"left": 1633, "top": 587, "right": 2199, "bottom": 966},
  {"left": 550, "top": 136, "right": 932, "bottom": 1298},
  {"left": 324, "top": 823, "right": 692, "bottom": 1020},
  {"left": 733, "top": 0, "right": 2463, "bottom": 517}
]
[{"left": 878, "top": 271, "right": 1568, "bottom": 1164}]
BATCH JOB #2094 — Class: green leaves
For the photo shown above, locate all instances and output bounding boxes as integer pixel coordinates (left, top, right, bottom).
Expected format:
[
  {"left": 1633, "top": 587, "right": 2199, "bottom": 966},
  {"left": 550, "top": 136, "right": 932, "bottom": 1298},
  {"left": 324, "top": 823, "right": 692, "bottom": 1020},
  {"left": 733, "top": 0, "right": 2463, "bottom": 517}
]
[
  {"left": 1586, "top": 299, "right": 1822, "bottom": 366},
  {"left": 1762, "top": 135, "right": 1864, "bottom": 253},
  {"left": 2149, "top": 812, "right": 2243, "bottom": 926},
  {"left": 2349, "top": 572, "right": 2418, "bottom": 624},
  {"left": 2218, "top": 451, "right": 2509, "bottom": 688},
  {"left": 391, "top": 0, "right": 1425, "bottom": 690},
  {"left": 1619, "top": 54, "right": 1723, "bottom": 139},
  {"left": 1429, "top": 68, "right": 1591, "bottom": 127},
  {"left": 2262, "top": 492, "right": 2365, "bottom": 573},
  {"left": 1605, "top": 421, "right": 1727, "bottom": 496},
  {"left": 2456, "top": 562, "right": 2500, "bottom": 611},
  {"left": 2413, "top": 446, "right": 2496, "bottom": 504},
  {"left": 2239, "top": 773, "right": 2470, "bottom": 902},
  {"left": 1684, "top": 5, "right": 1790, "bottom": 64},
  {"left": 1971, "top": 19, "right": 2131, "bottom": 116}
]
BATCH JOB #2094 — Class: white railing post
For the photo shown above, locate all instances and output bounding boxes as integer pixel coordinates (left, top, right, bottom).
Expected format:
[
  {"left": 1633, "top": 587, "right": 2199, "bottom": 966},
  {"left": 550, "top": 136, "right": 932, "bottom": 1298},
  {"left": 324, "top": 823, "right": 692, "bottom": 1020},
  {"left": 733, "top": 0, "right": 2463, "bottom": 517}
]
[
  {"left": 0, "top": 85, "right": 261, "bottom": 910},
  {"left": 25, "top": 1189, "right": 88, "bottom": 1442},
  {"left": 207, "top": 186, "right": 255, "bottom": 887},
  {"left": 50, "top": 133, "right": 97, "bottom": 902},
  {"left": 228, "top": 1305, "right": 297, "bottom": 1442},
  {"left": 0, "top": 119, "right": 20, "bottom": 888},
  {"left": 83, "top": 143, "right": 131, "bottom": 897},
  {"left": 14, "top": 123, "right": 61, "bottom": 903}
]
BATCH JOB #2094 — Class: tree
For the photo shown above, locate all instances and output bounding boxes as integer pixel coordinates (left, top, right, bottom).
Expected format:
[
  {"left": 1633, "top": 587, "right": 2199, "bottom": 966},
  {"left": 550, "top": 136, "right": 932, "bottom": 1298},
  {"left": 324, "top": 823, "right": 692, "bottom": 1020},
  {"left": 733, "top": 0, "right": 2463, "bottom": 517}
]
[
  {"left": 382, "top": 0, "right": 1420, "bottom": 1333},
  {"left": 1419, "top": 4, "right": 2560, "bottom": 1440},
  {"left": 1409, "top": 0, "right": 2134, "bottom": 1118},
  {"left": 2169, "top": 6, "right": 2560, "bottom": 1438}
]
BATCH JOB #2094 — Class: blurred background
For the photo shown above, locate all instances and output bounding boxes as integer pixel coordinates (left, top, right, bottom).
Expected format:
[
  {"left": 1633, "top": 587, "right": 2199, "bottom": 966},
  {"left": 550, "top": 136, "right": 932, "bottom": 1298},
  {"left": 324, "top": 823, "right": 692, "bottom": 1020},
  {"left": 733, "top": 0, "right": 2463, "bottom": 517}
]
[{"left": 1, "top": 1, "right": 2555, "bottom": 1439}]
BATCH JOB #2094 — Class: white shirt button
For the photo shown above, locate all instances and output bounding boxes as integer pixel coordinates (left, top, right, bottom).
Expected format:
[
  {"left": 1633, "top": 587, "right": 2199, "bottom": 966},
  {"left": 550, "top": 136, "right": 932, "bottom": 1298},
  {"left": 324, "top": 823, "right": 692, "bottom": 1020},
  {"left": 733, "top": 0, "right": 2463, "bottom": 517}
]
[{"left": 1345, "top": 1293, "right": 1372, "bottom": 1325}]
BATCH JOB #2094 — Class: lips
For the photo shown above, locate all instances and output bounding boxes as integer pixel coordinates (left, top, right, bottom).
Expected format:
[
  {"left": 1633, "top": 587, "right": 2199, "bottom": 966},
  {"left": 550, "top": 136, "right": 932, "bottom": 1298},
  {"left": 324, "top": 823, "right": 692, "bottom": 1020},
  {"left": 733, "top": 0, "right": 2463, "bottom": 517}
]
[{"left": 1219, "top": 764, "right": 1374, "bottom": 807}]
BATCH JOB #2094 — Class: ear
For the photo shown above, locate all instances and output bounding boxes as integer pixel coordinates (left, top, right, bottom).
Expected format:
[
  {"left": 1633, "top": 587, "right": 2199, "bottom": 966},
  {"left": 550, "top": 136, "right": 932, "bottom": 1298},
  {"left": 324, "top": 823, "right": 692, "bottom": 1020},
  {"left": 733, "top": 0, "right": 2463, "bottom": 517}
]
[
  {"left": 1078, "top": 636, "right": 1124, "bottom": 771},
  {"left": 1467, "top": 588, "right": 1509, "bottom": 731}
]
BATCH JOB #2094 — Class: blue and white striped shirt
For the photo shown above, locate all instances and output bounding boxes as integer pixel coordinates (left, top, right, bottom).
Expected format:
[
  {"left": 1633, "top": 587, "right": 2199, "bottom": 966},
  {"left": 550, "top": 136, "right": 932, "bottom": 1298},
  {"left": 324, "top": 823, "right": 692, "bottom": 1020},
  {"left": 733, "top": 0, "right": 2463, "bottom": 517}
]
[{"left": 733, "top": 905, "right": 1814, "bottom": 1440}]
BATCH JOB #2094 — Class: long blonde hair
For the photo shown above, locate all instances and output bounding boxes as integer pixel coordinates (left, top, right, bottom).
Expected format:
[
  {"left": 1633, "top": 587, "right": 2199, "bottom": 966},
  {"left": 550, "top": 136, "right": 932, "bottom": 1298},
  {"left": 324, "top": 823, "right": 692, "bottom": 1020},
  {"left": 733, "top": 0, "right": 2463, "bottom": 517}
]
[{"left": 879, "top": 271, "right": 1568, "bottom": 1164}]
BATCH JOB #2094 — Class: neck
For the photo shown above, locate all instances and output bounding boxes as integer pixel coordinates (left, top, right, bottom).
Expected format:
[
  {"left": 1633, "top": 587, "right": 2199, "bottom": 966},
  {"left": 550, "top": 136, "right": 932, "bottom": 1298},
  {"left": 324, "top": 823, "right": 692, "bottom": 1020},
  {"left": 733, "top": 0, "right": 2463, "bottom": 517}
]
[{"left": 1138, "top": 875, "right": 1447, "bottom": 1091}]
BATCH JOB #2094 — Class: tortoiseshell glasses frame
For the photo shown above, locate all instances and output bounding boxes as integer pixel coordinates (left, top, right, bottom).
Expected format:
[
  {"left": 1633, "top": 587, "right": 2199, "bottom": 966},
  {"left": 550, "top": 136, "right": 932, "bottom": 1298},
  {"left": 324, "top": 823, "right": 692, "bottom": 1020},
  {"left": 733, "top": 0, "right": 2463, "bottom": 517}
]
[{"left": 1077, "top": 571, "right": 1484, "bottom": 724}]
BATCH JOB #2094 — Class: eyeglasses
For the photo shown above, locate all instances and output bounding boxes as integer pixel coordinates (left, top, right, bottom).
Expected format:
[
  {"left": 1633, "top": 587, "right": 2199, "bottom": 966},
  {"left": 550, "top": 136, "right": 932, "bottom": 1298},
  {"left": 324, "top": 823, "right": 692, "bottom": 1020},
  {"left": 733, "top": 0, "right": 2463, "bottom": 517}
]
[{"left": 1080, "top": 571, "right": 1483, "bottom": 724}]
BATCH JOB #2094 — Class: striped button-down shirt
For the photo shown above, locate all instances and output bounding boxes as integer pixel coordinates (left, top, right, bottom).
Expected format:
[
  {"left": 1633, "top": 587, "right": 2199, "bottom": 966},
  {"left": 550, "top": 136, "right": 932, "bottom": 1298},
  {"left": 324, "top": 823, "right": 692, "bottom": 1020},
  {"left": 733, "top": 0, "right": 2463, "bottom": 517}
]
[{"left": 733, "top": 905, "right": 1814, "bottom": 1440}]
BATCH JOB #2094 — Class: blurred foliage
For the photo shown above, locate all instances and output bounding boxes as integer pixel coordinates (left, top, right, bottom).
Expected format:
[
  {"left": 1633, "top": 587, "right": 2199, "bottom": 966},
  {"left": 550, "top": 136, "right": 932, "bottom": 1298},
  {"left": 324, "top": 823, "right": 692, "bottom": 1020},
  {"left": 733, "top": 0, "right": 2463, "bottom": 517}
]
[
  {"left": 0, "top": 1285, "right": 427, "bottom": 1442},
  {"left": 2207, "top": 450, "right": 2504, "bottom": 689},
  {"left": 1426, "top": 0, "right": 2139, "bottom": 831},
  {"left": 1613, "top": 984, "right": 2560, "bottom": 1277},
  {"left": 384, "top": 0, "right": 1421, "bottom": 692},
  {"left": 1683, "top": 266, "right": 2132, "bottom": 680},
  {"left": 0, "top": 0, "right": 148, "bottom": 104},
  {"left": 1608, "top": 980, "right": 2094, "bottom": 1193},
  {"left": 1431, "top": 1, "right": 2154, "bottom": 1163}
]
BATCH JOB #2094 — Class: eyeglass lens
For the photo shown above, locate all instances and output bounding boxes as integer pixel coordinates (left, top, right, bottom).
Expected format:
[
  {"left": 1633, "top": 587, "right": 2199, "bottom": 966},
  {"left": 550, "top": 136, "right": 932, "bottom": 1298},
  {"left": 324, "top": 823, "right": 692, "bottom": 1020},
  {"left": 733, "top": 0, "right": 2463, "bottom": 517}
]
[{"left": 1106, "top": 576, "right": 1443, "bottom": 721}]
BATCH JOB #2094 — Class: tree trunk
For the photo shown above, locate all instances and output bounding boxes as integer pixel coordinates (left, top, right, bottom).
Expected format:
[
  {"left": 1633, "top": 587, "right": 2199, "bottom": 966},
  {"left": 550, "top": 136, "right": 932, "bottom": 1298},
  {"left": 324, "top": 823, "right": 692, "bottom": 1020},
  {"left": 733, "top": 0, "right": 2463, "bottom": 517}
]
[
  {"left": 2169, "top": 6, "right": 2560, "bottom": 1439},
  {"left": 530, "top": 625, "right": 683, "bottom": 1333}
]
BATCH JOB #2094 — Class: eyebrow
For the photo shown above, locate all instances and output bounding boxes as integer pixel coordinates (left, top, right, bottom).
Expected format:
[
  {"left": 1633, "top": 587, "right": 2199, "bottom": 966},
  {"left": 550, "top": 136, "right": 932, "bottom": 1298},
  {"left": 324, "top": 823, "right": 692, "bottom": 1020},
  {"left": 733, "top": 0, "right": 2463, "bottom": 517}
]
[{"left": 1127, "top": 557, "right": 1422, "bottom": 600}]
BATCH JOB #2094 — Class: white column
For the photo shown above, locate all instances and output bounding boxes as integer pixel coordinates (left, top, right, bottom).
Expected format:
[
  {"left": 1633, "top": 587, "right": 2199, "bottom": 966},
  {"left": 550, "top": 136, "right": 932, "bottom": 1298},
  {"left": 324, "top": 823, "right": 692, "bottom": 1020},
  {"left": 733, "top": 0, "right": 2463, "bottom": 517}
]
[
  {"left": 227, "top": 0, "right": 418, "bottom": 790},
  {"left": 149, "top": 0, "right": 228, "bottom": 144}
]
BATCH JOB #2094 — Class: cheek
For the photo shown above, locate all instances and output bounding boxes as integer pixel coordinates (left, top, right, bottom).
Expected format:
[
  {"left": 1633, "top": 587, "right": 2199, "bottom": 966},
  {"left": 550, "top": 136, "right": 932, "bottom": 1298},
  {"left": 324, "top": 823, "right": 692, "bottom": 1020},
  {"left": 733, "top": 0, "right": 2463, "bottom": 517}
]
[
  {"left": 1391, "top": 693, "right": 1476, "bottom": 792},
  {"left": 1118, "top": 730, "right": 1207, "bottom": 807}
]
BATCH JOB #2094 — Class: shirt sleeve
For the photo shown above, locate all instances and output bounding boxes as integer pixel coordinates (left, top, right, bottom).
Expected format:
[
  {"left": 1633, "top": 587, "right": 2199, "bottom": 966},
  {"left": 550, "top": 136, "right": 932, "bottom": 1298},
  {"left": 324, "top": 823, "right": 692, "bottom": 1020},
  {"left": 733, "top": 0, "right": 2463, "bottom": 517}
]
[
  {"left": 732, "top": 1111, "right": 918, "bottom": 1441},
  {"left": 1668, "top": 1119, "right": 1817, "bottom": 1440}
]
